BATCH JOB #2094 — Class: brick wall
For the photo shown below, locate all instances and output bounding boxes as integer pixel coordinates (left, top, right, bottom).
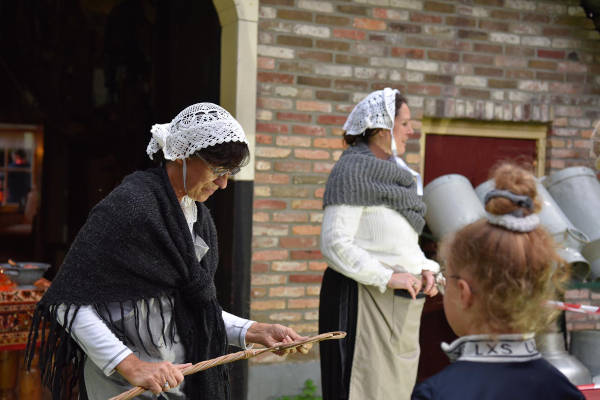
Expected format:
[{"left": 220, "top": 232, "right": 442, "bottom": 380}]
[{"left": 250, "top": 0, "right": 600, "bottom": 364}]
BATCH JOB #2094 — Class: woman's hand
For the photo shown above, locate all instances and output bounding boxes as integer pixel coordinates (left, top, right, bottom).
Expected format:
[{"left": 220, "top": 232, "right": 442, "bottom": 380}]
[
  {"left": 116, "top": 354, "right": 191, "bottom": 394},
  {"left": 246, "top": 322, "right": 312, "bottom": 356},
  {"left": 387, "top": 272, "right": 422, "bottom": 299},
  {"left": 421, "top": 269, "right": 439, "bottom": 297}
]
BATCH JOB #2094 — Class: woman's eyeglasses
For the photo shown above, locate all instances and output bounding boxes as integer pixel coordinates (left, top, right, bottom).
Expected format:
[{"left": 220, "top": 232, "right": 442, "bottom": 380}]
[{"left": 196, "top": 155, "right": 241, "bottom": 177}]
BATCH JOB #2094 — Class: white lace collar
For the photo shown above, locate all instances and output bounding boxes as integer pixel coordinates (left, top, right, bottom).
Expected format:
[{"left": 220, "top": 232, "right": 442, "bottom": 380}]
[{"left": 442, "top": 333, "right": 541, "bottom": 363}]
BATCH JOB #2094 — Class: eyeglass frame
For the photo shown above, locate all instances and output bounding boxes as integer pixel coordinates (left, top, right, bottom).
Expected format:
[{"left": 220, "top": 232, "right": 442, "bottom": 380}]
[
  {"left": 194, "top": 154, "right": 241, "bottom": 177},
  {"left": 436, "top": 269, "right": 466, "bottom": 296}
]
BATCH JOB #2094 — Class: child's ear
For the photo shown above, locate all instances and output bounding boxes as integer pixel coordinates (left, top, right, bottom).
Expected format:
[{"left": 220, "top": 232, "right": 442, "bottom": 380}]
[{"left": 458, "top": 279, "right": 475, "bottom": 310}]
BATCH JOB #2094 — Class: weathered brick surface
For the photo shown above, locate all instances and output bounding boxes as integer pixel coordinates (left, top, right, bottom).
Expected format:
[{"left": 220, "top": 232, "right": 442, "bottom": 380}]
[{"left": 251, "top": 0, "right": 600, "bottom": 360}]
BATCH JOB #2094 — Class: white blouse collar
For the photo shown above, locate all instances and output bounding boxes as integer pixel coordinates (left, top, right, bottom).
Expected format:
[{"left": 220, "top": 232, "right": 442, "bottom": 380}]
[{"left": 442, "top": 333, "right": 541, "bottom": 363}]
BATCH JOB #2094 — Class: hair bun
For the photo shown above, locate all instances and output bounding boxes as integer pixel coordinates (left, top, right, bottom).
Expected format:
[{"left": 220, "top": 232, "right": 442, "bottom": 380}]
[{"left": 486, "top": 163, "right": 540, "bottom": 216}]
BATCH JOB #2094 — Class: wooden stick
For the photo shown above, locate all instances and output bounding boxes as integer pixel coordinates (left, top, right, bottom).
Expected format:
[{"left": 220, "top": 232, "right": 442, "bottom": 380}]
[{"left": 110, "top": 331, "right": 346, "bottom": 400}]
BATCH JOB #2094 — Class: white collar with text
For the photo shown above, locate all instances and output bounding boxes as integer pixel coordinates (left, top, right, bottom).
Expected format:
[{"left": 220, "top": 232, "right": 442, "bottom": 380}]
[{"left": 442, "top": 333, "right": 541, "bottom": 363}]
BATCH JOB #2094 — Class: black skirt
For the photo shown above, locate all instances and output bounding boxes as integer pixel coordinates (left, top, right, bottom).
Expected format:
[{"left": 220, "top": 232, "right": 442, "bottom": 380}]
[{"left": 319, "top": 267, "right": 358, "bottom": 400}]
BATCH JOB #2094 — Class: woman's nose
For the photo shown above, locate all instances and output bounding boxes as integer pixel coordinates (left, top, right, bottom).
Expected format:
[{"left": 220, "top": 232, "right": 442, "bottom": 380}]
[{"left": 214, "top": 175, "right": 229, "bottom": 189}]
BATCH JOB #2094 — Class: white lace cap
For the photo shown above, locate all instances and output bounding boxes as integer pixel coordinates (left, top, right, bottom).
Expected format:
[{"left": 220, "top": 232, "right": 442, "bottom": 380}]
[
  {"left": 343, "top": 88, "right": 400, "bottom": 136},
  {"left": 486, "top": 213, "right": 540, "bottom": 232},
  {"left": 146, "top": 103, "right": 248, "bottom": 160}
]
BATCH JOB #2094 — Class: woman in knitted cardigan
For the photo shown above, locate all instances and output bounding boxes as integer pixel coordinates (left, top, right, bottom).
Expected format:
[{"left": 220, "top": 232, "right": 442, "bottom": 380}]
[
  {"left": 27, "top": 103, "right": 308, "bottom": 400},
  {"left": 319, "top": 89, "right": 439, "bottom": 400}
]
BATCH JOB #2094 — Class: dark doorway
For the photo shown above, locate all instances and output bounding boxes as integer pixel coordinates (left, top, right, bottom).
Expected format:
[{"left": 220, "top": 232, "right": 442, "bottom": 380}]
[{"left": 1, "top": 0, "right": 248, "bottom": 398}]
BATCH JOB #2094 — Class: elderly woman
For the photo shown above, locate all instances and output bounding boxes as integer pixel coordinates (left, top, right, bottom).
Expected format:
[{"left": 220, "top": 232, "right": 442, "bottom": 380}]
[
  {"left": 27, "top": 103, "right": 306, "bottom": 399},
  {"left": 319, "top": 88, "right": 439, "bottom": 400}
]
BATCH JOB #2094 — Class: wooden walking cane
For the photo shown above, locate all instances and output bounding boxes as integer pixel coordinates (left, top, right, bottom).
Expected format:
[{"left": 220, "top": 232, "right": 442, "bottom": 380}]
[{"left": 110, "top": 331, "right": 346, "bottom": 400}]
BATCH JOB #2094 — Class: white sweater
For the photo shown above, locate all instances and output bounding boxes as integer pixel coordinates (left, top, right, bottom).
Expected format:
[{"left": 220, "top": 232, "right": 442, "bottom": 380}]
[{"left": 320, "top": 204, "right": 439, "bottom": 293}]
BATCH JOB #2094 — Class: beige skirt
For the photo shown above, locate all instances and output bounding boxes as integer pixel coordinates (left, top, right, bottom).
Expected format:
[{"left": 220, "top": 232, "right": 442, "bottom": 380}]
[{"left": 348, "top": 284, "right": 425, "bottom": 400}]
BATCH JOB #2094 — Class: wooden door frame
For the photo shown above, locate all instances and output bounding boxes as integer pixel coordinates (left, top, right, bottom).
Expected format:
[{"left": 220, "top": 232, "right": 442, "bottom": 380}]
[{"left": 420, "top": 118, "right": 548, "bottom": 178}]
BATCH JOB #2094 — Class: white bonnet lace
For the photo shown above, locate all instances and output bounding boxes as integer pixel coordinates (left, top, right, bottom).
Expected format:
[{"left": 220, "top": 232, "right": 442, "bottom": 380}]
[
  {"left": 146, "top": 103, "right": 248, "bottom": 160},
  {"left": 343, "top": 88, "right": 399, "bottom": 136}
]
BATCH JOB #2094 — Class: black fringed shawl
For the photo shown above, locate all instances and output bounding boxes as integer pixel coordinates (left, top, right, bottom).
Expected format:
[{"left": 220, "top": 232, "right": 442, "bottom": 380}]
[{"left": 25, "top": 166, "right": 229, "bottom": 399}]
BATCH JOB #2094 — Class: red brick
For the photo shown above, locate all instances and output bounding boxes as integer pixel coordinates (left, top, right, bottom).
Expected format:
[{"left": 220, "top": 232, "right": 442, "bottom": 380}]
[
  {"left": 354, "top": 17, "right": 386, "bottom": 31},
  {"left": 391, "top": 47, "right": 425, "bottom": 59},
  {"left": 289, "top": 274, "right": 323, "bottom": 283},
  {"left": 258, "top": 57, "right": 275, "bottom": 70},
  {"left": 538, "top": 50, "right": 566, "bottom": 59},
  {"left": 256, "top": 134, "right": 273, "bottom": 145},
  {"left": 274, "top": 161, "right": 311, "bottom": 173},
  {"left": 255, "top": 173, "right": 290, "bottom": 184},
  {"left": 256, "top": 122, "right": 289, "bottom": 134},
  {"left": 428, "top": 50, "right": 460, "bottom": 62},
  {"left": 446, "top": 16, "right": 476, "bottom": 27},
  {"left": 317, "top": 115, "right": 347, "bottom": 125},
  {"left": 405, "top": 36, "right": 437, "bottom": 48},
  {"left": 295, "top": 149, "right": 330, "bottom": 159},
  {"left": 277, "top": 112, "right": 312, "bottom": 122},
  {"left": 279, "top": 62, "right": 313, "bottom": 74},
  {"left": 280, "top": 237, "right": 317, "bottom": 248},
  {"left": 292, "top": 200, "right": 323, "bottom": 210},
  {"left": 293, "top": 125, "right": 327, "bottom": 136},
  {"left": 474, "top": 66, "right": 503, "bottom": 77},
  {"left": 288, "top": 299, "right": 320, "bottom": 309},
  {"left": 474, "top": 43, "right": 502, "bottom": 54},
  {"left": 275, "top": 136, "right": 311, "bottom": 147},
  {"left": 424, "top": 74, "right": 453, "bottom": 85},
  {"left": 522, "top": 13, "right": 550, "bottom": 24},
  {"left": 314, "top": 187, "right": 325, "bottom": 198},
  {"left": 276, "top": 35, "right": 312, "bottom": 47},
  {"left": 337, "top": 5, "right": 367, "bottom": 15},
  {"left": 269, "top": 286, "right": 305, "bottom": 297},
  {"left": 277, "top": 9, "right": 312, "bottom": 22},
  {"left": 273, "top": 212, "right": 309, "bottom": 223},
  {"left": 254, "top": 199, "right": 287, "bottom": 210},
  {"left": 316, "top": 15, "right": 351, "bottom": 26},
  {"left": 252, "top": 250, "right": 288, "bottom": 261},
  {"left": 334, "top": 79, "right": 369, "bottom": 91},
  {"left": 333, "top": 28, "right": 366, "bottom": 40},
  {"left": 253, "top": 212, "right": 269, "bottom": 222},
  {"left": 271, "top": 186, "right": 310, "bottom": 197},
  {"left": 488, "top": 79, "right": 517, "bottom": 89},
  {"left": 479, "top": 20, "right": 508, "bottom": 32},
  {"left": 506, "top": 70, "right": 534, "bottom": 79},
  {"left": 457, "top": 29, "right": 488, "bottom": 40},
  {"left": 489, "top": 9, "right": 519, "bottom": 20},
  {"left": 251, "top": 300, "right": 286, "bottom": 311},
  {"left": 316, "top": 90, "right": 350, "bottom": 102},
  {"left": 272, "top": 261, "right": 308, "bottom": 271},
  {"left": 389, "top": 23, "right": 422, "bottom": 34},
  {"left": 257, "top": 72, "right": 294, "bottom": 84},
  {"left": 410, "top": 13, "right": 443, "bottom": 24},
  {"left": 292, "top": 226, "right": 322, "bottom": 236},
  {"left": 335, "top": 54, "right": 369, "bottom": 66},
  {"left": 425, "top": 1, "right": 455, "bottom": 13},
  {"left": 257, "top": 97, "right": 293, "bottom": 110},
  {"left": 406, "top": 84, "right": 442, "bottom": 96},
  {"left": 251, "top": 287, "right": 267, "bottom": 298},
  {"left": 459, "top": 88, "right": 490, "bottom": 100},
  {"left": 297, "top": 100, "right": 331, "bottom": 113},
  {"left": 297, "top": 76, "right": 331, "bottom": 88},
  {"left": 252, "top": 274, "right": 287, "bottom": 285},
  {"left": 252, "top": 263, "right": 268, "bottom": 273},
  {"left": 316, "top": 39, "right": 351, "bottom": 52},
  {"left": 296, "top": 50, "right": 333, "bottom": 63},
  {"left": 314, "top": 138, "right": 346, "bottom": 149}
]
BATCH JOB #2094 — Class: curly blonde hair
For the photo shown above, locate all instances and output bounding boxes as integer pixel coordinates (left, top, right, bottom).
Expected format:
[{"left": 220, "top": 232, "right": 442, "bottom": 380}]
[{"left": 439, "top": 163, "right": 568, "bottom": 333}]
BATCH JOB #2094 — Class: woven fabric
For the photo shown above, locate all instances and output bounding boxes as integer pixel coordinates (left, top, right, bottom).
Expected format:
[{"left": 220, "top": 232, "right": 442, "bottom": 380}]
[
  {"left": 147, "top": 103, "right": 248, "bottom": 160},
  {"left": 343, "top": 88, "right": 399, "bottom": 136}
]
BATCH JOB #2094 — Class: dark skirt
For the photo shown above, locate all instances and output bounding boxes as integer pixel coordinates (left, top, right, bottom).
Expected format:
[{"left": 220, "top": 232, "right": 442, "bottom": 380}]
[{"left": 319, "top": 267, "right": 358, "bottom": 400}]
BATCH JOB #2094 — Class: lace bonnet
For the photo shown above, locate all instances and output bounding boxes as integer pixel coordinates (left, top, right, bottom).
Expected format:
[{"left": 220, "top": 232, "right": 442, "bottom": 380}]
[
  {"left": 343, "top": 88, "right": 399, "bottom": 136},
  {"left": 146, "top": 103, "right": 248, "bottom": 160}
]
